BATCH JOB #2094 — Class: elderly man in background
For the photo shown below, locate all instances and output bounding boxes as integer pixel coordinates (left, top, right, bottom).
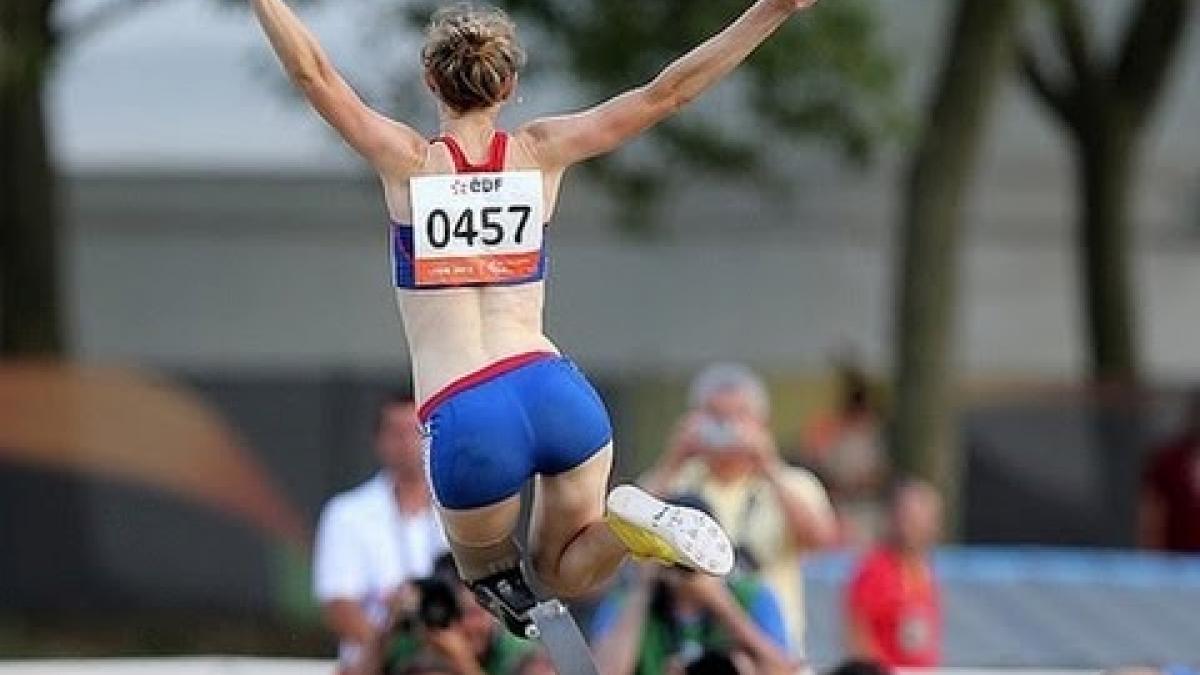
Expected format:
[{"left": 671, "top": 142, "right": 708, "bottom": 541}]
[
  {"left": 313, "top": 392, "right": 449, "bottom": 674},
  {"left": 845, "top": 479, "right": 943, "bottom": 669},
  {"left": 644, "top": 363, "right": 837, "bottom": 655}
]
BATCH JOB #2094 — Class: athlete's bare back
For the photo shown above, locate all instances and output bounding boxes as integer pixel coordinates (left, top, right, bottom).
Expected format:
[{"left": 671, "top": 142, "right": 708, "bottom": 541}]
[{"left": 382, "top": 131, "right": 566, "bottom": 405}]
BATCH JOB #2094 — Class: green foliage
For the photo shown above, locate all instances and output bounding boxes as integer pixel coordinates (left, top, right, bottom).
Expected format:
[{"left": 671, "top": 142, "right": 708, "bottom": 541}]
[
  {"left": 401, "top": 0, "right": 904, "bottom": 232},
  {"left": 0, "top": 0, "right": 57, "bottom": 90}
]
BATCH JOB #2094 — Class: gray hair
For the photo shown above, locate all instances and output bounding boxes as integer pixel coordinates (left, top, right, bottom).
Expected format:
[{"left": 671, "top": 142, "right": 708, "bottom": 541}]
[{"left": 687, "top": 362, "right": 771, "bottom": 419}]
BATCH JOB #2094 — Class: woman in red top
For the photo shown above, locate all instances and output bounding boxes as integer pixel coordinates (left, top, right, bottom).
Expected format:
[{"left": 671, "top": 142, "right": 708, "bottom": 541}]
[{"left": 845, "top": 479, "right": 943, "bottom": 668}]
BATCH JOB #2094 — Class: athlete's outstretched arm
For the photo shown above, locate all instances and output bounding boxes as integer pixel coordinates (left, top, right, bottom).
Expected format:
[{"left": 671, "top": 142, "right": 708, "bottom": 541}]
[
  {"left": 518, "top": 0, "right": 818, "bottom": 168},
  {"left": 251, "top": 0, "right": 425, "bottom": 174}
]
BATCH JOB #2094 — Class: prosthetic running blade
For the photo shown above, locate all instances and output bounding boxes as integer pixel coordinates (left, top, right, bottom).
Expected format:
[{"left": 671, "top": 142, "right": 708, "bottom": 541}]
[
  {"left": 527, "top": 599, "right": 600, "bottom": 675},
  {"left": 470, "top": 568, "right": 599, "bottom": 674}
]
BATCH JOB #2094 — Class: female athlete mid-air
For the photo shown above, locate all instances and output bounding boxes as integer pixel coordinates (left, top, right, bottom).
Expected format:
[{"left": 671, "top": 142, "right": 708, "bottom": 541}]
[{"left": 253, "top": 0, "right": 819, "bottom": 635}]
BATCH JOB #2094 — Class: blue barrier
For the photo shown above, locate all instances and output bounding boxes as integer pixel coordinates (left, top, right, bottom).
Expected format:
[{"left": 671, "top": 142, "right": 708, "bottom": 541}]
[{"left": 804, "top": 547, "right": 1200, "bottom": 588}]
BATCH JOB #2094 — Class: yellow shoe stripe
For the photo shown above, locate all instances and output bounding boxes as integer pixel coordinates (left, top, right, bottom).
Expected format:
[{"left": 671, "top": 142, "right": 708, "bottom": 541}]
[{"left": 606, "top": 513, "right": 682, "bottom": 566}]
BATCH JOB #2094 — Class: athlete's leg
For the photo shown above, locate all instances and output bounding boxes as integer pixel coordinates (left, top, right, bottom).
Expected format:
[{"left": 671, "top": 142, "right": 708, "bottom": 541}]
[
  {"left": 524, "top": 357, "right": 734, "bottom": 597},
  {"left": 438, "top": 494, "right": 542, "bottom": 638},
  {"left": 437, "top": 494, "right": 523, "bottom": 581},
  {"left": 425, "top": 370, "right": 533, "bottom": 582},
  {"left": 529, "top": 443, "right": 628, "bottom": 598},
  {"left": 528, "top": 441, "right": 736, "bottom": 598}
]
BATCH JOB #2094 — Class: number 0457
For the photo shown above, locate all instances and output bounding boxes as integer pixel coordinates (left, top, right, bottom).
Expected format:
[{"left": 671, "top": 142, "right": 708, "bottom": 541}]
[{"left": 425, "top": 205, "right": 533, "bottom": 249}]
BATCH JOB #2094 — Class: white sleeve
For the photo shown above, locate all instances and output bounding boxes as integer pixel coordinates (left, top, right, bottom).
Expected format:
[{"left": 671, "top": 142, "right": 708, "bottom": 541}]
[
  {"left": 312, "top": 498, "right": 369, "bottom": 603},
  {"left": 431, "top": 515, "right": 450, "bottom": 556}
]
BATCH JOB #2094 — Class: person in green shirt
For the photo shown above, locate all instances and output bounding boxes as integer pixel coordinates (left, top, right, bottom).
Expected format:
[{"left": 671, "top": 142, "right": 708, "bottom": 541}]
[
  {"left": 589, "top": 495, "right": 796, "bottom": 675},
  {"left": 362, "top": 555, "right": 537, "bottom": 675},
  {"left": 589, "top": 565, "right": 794, "bottom": 675},
  {"left": 382, "top": 582, "right": 534, "bottom": 675}
]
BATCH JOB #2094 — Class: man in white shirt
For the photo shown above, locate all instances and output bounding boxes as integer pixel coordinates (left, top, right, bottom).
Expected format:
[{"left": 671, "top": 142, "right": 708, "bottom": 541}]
[
  {"left": 313, "top": 392, "right": 448, "bottom": 672},
  {"left": 643, "top": 363, "right": 836, "bottom": 656}
]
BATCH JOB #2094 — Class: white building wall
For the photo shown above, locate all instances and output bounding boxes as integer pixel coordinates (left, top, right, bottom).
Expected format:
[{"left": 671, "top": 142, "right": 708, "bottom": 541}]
[
  {"left": 68, "top": 200, "right": 1200, "bottom": 379},
  {"left": 53, "top": 0, "right": 1200, "bottom": 380}
]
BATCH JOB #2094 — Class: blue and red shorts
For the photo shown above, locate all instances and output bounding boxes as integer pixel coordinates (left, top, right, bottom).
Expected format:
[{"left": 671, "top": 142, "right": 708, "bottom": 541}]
[{"left": 419, "top": 352, "right": 613, "bottom": 510}]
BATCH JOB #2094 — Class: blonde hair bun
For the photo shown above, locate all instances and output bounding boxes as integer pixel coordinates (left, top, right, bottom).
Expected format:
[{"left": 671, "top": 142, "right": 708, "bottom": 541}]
[{"left": 423, "top": 3, "right": 526, "bottom": 113}]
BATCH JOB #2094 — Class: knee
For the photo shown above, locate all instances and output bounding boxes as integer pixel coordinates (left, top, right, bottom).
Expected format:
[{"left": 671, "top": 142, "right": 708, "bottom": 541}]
[
  {"left": 530, "top": 553, "right": 561, "bottom": 590},
  {"left": 531, "top": 554, "right": 592, "bottom": 598},
  {"left": 541, "top": 574, "right": 593, "bottom": 599},
  {"left": 447, "top": 534, "right": 522, "bottom": 582}
]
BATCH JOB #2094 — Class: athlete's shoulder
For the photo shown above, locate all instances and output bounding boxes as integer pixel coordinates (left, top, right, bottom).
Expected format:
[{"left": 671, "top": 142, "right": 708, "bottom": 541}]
[{"left": 509, "top": 122, "right": 572, "bottom": 173}]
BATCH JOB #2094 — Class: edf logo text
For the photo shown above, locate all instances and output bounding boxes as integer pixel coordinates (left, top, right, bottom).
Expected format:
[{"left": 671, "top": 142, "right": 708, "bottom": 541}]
[{"left": 451, "top": 177, "right": 504, "bottom": 195}]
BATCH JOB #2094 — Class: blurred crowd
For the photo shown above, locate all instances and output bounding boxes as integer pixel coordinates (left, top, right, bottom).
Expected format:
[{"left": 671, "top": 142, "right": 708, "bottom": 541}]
[
  {"left": 1139, "top": 394, "right": 1200, "bottom": 554},
  {"left": 312, "top": 362, "right": 1200, "bottom": 675}
]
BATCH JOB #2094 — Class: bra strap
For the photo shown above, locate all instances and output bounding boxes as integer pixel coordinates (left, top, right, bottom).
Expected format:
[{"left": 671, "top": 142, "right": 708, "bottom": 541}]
[
  {"left": 431, "top": 132, "right": 508, "bottom": 173},
  {"left": 484, "top": 132, "right": 508, "bottom": 172}
]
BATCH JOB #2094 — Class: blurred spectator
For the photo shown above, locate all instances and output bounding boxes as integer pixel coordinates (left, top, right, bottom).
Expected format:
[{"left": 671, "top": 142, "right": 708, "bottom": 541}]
[
  {"left": 314, "top": 392, "right": 449, "bottom": 673},
  {"left": 823, "top": 658, "right": 890, "bottom": 675},
  {"left": 511, "top": 651, "right": 558, "bottom": 675},
  {"left": 845, "top": 479, "right": 943, "bottom": 668},
  {"left": 391, "top": 663, "right": 457, "bottom": 675},
  {"left": 678, "top": 651, "right": 746, "bottom": 675},
  {"left": 800, "top": 357, "right": 889, "bottom": 547},
  {"left": 365, "top": 553, "right": 538, "bottom": 675},
  {"left": 1140, "top": 393, "right": 1200, "bottom": 552},
  {"left": 644, "top": 363, "right": 836, "bottom": 653},
  {"left": 589, "top": 558, "right": 793, "bottom": 675}
]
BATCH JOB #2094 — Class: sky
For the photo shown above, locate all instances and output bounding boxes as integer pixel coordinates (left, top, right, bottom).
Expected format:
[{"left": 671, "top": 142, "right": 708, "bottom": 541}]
[
  {"left": 49, "top": 0, "right": 1200, "bottom": 177},
  {"left": 51, "top": 0, "right": 386, "bottom": 170},
  {"left": 49, "top": 0, "right": 582, "bottom": 172}
]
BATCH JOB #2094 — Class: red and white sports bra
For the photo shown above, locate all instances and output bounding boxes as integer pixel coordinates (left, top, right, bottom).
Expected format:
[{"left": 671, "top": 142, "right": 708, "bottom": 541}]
[{"left": 391, "top": 132, "right": 548, "bottom": 289}]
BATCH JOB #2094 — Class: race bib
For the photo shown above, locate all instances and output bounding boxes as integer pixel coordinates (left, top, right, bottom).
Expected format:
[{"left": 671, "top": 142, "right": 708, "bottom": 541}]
[{"left": 409, "top": 171, "right": 544, "bottom": 287}]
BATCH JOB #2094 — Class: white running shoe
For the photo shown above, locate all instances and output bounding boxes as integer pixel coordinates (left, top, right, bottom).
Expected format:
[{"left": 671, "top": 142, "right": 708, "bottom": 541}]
[{"left": 605, "top": 484, "right": 735, "bottom": 576}]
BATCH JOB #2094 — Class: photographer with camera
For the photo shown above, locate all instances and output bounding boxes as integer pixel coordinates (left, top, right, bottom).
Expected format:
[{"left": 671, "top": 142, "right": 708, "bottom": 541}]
[
  {"left": 643, "top": 364, "right": 836, "bottom": 656},
  {"left": 589, "top": 494, "right": 794, "bottom": 675},
  {"left": 313, "top": 393, "right": 449, "bottom": 673},
  {"left": 358, "top": 554, "right": 537, "bottom": 675}
]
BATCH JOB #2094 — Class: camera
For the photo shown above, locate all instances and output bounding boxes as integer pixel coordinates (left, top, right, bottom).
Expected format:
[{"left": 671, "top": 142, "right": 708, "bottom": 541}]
[
  {"left": 696, "top": 415, "right": 739, "bottom": 450},
  {"left": 394, "top": 577, "right": 463, "bottom": 633},
  {"left": 382, "top": 576, "right": 465, "bottom": 675}
]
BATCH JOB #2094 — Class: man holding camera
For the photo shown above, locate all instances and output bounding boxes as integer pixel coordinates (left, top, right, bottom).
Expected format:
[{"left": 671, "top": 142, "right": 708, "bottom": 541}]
[
  {"left": 589, "top": 494, "right": 794, "bottom": 675},
  {"left": 368, "top": 556, "right": 537, "bottom": 675},
  {"left": 313, "top": 392, "right": 449, "bottom": 673},
  {"left": 643, "top": 363, "right": 836, "bottom": 656}
]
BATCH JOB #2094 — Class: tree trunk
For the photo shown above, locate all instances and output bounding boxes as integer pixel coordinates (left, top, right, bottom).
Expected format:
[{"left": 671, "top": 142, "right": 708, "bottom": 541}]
[
  {"left": 1074, "top": 119, "right": 1138, "bottom": 384},
  {"left": 891, "top": 0, "right": 1016, "bottom": 486},
  {"left": 0, "top": 0, "right": 64, "bottom": 357},
  {"left": 1073, "top": 112, "right": 1143, "bottom": 545}
]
